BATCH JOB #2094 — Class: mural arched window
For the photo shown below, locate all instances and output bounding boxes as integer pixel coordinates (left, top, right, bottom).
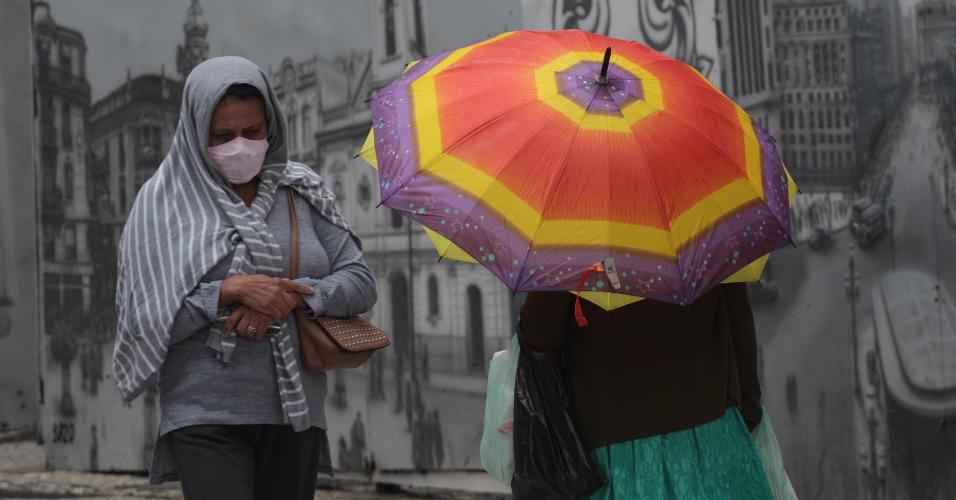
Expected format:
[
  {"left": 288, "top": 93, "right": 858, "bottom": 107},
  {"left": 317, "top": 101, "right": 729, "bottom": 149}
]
[
  {"left": 286, "top": 113, "right": 297, "bottom": 151},
  {"left": 384, "top": 0, "right": 397, "bottom": 57},
  {"left": 466, "top": 285, "right": 484, "bottom": 373},
  {"left": 63, "top": 160, "right": 74, "bottom": 202},
  {"left": 390, "top": 209, "right": 403, "bottom": 229},
  {"left": 389, "top": 272, "right": 410, "bottom": 355},
  {"left": 427, "top": 274, "right": 439, "bottom": 317},
  {"left": 332, "top": 176, "right": 345, "bottom": 202},
  {"left": 301, "top": 105, "right": 311, "bottom": 148}
]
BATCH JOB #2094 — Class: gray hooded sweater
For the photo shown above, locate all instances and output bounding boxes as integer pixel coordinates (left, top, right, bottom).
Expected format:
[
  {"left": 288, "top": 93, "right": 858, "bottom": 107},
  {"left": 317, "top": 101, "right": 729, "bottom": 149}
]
[{"left": 112, "top": 56, "right": 376, "bottom": 483}]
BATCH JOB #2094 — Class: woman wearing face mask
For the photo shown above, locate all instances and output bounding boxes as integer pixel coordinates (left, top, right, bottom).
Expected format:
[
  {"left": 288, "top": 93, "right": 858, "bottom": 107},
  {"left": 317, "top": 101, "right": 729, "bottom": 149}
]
[{"left": 113, "top": 56, "right": 377, "bottom": 500}]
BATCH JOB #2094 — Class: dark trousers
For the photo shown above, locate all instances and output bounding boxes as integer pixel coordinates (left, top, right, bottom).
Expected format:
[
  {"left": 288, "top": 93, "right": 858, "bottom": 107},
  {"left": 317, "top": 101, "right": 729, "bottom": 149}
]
[{"left": 169, "top": 424, "right": 330, "bottom": 500}]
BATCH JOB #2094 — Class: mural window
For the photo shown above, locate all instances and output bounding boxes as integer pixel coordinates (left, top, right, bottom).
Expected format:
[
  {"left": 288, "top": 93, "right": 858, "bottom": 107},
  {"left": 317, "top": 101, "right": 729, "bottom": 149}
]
[
  {"left": 466, "top": 285, "right": 484, "bottom": 373},
  {"left": 427, "top": 274, "right": 439, "bottom": 317},
  {"left": 413, "top": 0, "right": 425, "bottom": 53},
  {"left": 390, "top": 209, "right": 403, "bottom": 229},
  {"left": 64, "top": 225, "right": 77, "bottom": 261},
  {"left": 43, "top": 230, "right": 55, "bottom": 261},
  {"left": 287, "top": 114, "right": 298, "bottom": 151},
  {"left": 389, "top": 273, "right": 410, "bottom": 355},
  {"left": 61, "top": 102, "right": 72, "bottom": 149},
  {"left": 301, "top": 105, "right": 311, "bottom": 146},
  {"left": 358, "top": 175, "right": 372, "bottom": 211},
  {"left": 59, "top": 44, "right": 72, "bottom": 76},
  {"left": 384, "top": 0, "right": 397, "bottom": 57},
  {"left": 136, "top": 125, "right": 161, "bottom": 159},
  {"left": 798, "top": 111, "right": 804, "bottom": 129},
  {"left": 332, "top": 178, "right": 345, "bottom": 201},
  {"left": 63, "top": 160, "right": 74, "bottom": 203}
]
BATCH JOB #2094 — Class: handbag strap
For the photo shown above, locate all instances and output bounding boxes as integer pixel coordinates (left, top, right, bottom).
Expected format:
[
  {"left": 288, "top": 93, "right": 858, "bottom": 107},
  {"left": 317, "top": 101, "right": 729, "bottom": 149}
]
[{"left": 287, "top": 189, "right": 299, "bottom": 279}]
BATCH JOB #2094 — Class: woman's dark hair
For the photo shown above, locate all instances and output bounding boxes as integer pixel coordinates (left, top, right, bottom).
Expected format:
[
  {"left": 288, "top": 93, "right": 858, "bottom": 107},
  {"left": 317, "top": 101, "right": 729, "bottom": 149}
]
[{"left": 222, "top": 83, "right": 264, "bottom": 102}]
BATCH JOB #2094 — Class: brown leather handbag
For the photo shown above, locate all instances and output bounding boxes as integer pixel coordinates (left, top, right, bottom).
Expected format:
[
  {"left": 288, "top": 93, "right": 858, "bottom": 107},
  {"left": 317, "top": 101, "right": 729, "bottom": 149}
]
[{"left": 287, "top": 190, "right": 390, "bottom": 372}]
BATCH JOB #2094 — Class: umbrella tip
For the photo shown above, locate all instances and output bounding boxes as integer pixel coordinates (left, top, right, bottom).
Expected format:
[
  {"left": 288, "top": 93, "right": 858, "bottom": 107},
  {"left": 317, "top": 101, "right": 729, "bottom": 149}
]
[{"left": 597, "top": 47, "right": 612, "bottom": 85}]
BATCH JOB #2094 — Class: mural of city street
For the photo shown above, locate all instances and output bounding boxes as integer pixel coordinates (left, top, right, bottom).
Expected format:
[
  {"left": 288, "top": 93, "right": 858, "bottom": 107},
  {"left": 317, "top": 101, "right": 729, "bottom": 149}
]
[{"left": 8, "top": 0, "right": 956, "bottom": 497}]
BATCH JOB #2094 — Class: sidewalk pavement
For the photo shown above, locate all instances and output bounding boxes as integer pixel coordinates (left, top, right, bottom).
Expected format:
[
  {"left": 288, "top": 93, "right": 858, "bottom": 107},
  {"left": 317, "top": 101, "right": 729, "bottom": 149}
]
[
  {"left": 0, "top": 435, "right": 504, "bottom": 500},
  {"left": 929, "top": 167, "right": 956, "bottom": 229},
  {"left": 791, "top": 191, "right": 853, "bottom": 242}
]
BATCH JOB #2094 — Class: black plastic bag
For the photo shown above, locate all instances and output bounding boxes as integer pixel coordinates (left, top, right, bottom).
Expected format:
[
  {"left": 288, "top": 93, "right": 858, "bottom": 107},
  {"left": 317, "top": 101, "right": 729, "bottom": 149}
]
[{"left": 511, "top": 338, "right": 607, "bottom": 499}]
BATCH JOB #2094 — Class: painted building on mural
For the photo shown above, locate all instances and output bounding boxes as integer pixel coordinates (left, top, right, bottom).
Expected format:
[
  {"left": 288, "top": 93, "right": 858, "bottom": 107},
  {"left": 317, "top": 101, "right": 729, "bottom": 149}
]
[
  {"left": 773, "top": 1, "right": 865, "bottom": 188},
  {"left": 34, "top": 0, "right": 200, "bottom": 471},
  {"left": 308, "top": 0, "right": 520, "bottom": 471},
  {"left": 916, "top": 0, "right": 956, "bottom": 70},
  {"left": 32, "top": 1, "right": 97, "bottom": 441},
  {"left": 715, "top": 0, "right": 779, "bottom": 134}
]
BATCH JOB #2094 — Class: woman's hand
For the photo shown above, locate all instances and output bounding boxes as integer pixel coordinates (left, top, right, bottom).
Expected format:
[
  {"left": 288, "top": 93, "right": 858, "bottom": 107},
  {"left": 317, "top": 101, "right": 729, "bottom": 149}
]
[
  {"left": 220, "top": 274, "right": 315, "bottom": 320},
  {"left": 221, "top": 305, "right": 275, "bottom": 341}
]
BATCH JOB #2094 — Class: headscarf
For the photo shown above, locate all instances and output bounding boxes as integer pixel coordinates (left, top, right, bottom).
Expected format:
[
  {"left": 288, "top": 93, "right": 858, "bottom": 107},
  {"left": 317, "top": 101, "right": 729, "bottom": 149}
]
[{"left": 113, "top": 56, "right": 357, "bottom": 431}]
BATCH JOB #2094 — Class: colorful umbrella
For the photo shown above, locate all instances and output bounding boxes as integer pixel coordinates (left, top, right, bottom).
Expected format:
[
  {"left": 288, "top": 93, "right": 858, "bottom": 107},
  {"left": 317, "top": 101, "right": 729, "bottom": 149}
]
[{"left": 360, "top": 29, "right": 797, "bottom": 320}]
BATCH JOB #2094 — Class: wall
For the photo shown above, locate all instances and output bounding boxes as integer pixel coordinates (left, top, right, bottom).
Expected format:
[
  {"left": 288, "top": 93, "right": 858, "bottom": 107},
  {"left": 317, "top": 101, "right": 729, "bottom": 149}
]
[{"left": 12, "top": 1, "right": 956, "bottom": 499}]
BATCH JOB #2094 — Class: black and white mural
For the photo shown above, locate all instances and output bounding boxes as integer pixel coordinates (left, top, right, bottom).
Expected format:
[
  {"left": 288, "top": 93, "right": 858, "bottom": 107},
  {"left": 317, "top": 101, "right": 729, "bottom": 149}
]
[{"left": 12, "top": 0, "right": 956, "bottom": 497}]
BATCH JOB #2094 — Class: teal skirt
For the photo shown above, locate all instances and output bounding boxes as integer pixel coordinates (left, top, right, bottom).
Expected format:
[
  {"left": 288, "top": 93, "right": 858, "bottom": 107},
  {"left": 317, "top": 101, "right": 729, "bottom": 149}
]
[{"left": 586, "top": 407, "right": 773, "bottom": 500}]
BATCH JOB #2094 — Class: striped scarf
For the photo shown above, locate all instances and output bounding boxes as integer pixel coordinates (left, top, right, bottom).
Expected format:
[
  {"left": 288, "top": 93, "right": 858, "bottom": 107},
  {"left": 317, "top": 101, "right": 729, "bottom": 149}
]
[{"left": 112, "top": 57, "right": 357, "bottom": 432}]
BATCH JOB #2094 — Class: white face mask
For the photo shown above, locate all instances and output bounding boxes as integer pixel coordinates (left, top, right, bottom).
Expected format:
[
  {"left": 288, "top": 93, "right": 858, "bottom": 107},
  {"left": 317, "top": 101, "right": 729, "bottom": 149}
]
[{"left": 207, "top": 137, "right": 269, "bottom": 185}]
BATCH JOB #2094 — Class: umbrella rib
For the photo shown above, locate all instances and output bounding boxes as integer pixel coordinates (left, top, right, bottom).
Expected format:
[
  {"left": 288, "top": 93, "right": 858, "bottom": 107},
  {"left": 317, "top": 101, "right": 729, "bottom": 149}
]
[
  {"left": 512, "top": 97, "right": 591, "bottom": 292},
  {"left": 622, "top": 108, "right": 683, "bottom": 298}
]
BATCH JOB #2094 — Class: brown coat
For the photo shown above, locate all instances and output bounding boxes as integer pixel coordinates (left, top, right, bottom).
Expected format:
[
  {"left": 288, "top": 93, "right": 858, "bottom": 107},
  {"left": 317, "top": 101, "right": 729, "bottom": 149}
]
[{"left": 516, "top": 283, "right": 762, "bottom": 450}]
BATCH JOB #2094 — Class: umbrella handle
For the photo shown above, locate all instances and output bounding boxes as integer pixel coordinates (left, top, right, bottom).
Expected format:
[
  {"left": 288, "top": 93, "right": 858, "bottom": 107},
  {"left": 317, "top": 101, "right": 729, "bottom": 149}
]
[
  {"left": 574, "top": 262, "right": 605, "bottom": 327},
  {"left": 596, "top": 47, "right": 612, "bottom": 85}
]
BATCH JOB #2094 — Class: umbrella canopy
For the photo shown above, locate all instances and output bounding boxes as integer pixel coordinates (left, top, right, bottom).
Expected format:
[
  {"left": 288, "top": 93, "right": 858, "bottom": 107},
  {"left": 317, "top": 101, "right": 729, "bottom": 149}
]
[{"left": 360, "top": 29, "right": 797, "bottom": 310}]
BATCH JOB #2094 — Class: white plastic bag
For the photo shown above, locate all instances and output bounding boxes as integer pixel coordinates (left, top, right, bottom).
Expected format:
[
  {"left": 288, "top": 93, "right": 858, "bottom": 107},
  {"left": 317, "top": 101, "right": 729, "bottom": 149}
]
[
  {"left": 752, "top": 407, "right": 799, "bottom": 499},
  {"left": 480, "top": 334, "right": 520, "bottom": 484}
]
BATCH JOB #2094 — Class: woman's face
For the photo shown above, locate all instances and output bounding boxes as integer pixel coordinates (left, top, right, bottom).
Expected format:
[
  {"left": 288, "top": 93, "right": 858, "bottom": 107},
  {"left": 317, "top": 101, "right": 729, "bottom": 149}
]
[{"left": 208, "top": 96, "right": 268, "bottom": 147}]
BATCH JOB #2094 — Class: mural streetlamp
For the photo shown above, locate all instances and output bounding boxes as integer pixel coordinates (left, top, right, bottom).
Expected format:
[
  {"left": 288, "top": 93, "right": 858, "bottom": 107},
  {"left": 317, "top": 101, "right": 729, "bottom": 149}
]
[
  {"left": 886, "top": 196, "right": 896, "bottom": 270},
  {"left": 845, "top": 243, "right": 862, "bottom": 397}
]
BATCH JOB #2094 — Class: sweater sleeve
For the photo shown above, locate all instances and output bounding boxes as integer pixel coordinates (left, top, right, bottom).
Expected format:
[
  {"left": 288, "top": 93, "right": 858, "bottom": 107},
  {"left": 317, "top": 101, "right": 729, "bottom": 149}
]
[
  {"left": 723, "top": 282, "right": 763, "bottom": 431},
  {"left": 168, "top": 280, "right": 225, "bottom": 345},
  {"left": 297, "top": 216, "right": 377, "bottom": 318},
  {"left": 516, "top": 292, "right": 574, "bottom": 352}
]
